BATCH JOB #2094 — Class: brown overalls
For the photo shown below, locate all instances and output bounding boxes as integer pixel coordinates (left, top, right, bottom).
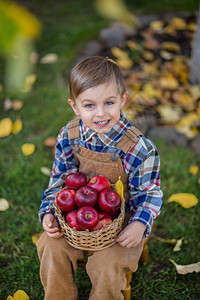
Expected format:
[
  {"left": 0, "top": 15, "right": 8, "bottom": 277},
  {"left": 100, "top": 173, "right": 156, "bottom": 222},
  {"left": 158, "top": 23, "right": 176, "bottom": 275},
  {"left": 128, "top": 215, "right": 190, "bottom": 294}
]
[{"left": 37, "top": 119, "right": 144, "bottom": 300}]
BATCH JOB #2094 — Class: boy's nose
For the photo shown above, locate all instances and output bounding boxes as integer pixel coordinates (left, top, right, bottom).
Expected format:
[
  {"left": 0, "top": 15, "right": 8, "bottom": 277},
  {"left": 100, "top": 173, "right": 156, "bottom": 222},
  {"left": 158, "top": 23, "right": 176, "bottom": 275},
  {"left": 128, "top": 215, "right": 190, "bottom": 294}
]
[{"left": 96, "top": 106, "right": 105, "bottom": 117}]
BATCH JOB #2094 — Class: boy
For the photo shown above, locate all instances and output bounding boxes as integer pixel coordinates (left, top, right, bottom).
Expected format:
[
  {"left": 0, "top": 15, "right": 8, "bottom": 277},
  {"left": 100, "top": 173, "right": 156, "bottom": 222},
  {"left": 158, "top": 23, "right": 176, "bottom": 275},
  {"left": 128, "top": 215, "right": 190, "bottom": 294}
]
[{"left": 37, "top": 56, "right": 163, "bottom": 300}]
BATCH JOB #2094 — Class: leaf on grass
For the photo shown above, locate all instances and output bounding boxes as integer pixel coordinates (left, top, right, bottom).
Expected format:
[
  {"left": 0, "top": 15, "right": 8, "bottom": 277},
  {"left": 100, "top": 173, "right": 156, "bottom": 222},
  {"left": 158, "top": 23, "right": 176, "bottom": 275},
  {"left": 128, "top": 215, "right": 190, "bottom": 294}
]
[
  {"left": 40, "top": 53, "right": 58, "bottom": 64},
  {"left": 111, "top": 47, "right": 133, "bottom": 69},
  {"left": 41, "top": 166, "right": 51, "bottom": 176},
  {"left": 176, "top": 125, "right": 198, "bottom": 139},
  {"left": 12, "top": 290, "right": 29, "bottom": 300},
  {"left": 169, "top": 259, "right": 200, "bottom": 275},
  {"left": 7, "top": 296, "right": 14, "bottom": 300},
  {"left": 21, "top": 74, "right": 37, "bottom": 93},
  {"left": 0, "top": 118, "right": 13, "bottom": 138},
  {"left": 173, "top": 238, "right": 183, "bottom": 252},
  {"left": 115, "top": 177, "right": 124, "bottom": 202},
  {"left": 32, "top": 233, "right": 42, "bottom": 244},
  {"left": 12, "top": 118, "right": 23, "bottom": 134},
  {"left": 44, "top": 136, "right": 57, "bottom": 147},
  {"left": 0, "top": 198, "right": 9, "bottom": 211},
  {"left": 169, "top": 18, "right": 187, "bottom": 30},
  {"left": 4, "top": 98, "right": 13, "bottom": 111},
  {"left": 167, "top": 193, "right": 199, "bottom": 208},
  {"left": 21, "top": 143, "right": 35, "bottom": 156},
  {"left": 12, "top": 100, "right": 24, "bottom": 111},
  {"left": 189, "top": 165, "right": 199, "bottom": 176},
  {"left": 157, "top": 237, "right": 177, "bottom": 245}
]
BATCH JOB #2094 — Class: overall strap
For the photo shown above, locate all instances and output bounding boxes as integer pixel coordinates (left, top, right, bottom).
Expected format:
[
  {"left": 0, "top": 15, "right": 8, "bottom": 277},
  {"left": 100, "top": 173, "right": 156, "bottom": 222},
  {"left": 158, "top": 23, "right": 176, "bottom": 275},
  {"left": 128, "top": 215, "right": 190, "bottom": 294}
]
[
  {"left": 66, "top": 118, "right": 80, "bottom": 140},
  {"left": 116, "top": 126, "right": 143, "bottom": 154}
]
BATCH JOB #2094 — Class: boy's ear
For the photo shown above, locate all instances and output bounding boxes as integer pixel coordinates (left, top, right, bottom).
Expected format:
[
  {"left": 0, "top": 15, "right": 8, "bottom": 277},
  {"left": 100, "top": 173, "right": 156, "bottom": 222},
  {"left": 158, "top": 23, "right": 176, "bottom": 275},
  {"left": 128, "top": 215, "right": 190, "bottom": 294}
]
[
  {"left": 68, "top": 99, "right": 80, "bottom": 115},
  {"left": 120, "top": 91, "right": 128, "bottom": 109}
]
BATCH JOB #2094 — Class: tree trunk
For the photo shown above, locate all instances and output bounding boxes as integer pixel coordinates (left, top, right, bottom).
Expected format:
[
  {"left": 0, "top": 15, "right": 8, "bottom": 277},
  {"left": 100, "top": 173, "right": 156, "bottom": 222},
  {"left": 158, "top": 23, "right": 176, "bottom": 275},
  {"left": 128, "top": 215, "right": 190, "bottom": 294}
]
[{"left": 189, "top": 7, "right": 200, "bottom": 85}]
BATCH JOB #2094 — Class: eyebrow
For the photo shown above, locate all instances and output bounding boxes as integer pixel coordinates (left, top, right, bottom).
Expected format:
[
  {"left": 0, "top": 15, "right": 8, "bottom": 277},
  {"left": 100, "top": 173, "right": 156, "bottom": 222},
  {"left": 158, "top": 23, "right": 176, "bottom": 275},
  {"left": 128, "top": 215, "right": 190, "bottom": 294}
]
[{"left": 81, "top": 96, "right": 117, "bottom": 103}]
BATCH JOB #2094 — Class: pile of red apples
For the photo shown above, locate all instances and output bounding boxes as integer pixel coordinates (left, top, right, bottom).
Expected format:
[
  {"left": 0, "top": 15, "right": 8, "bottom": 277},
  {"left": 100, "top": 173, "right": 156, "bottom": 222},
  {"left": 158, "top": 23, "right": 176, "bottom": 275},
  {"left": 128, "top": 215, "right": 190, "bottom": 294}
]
[{"left": 56, "top": 172, "right": 121, "bottom": 232}]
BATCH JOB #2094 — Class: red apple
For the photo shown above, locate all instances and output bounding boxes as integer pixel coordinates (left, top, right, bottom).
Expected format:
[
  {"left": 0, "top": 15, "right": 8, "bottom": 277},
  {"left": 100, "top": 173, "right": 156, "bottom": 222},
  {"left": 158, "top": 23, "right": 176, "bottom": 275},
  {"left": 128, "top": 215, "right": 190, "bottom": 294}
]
[
  {"left": 75, "top": 186, "right": 98, "bottom": 207},
  {"left": 87, "top": 175, "right": 110, "bottom": 193},
  {"left": 76, "top": 206, "right": 99, "bottom": 230},
  {"left": 65, "top": 172, "right": 87, "bottom": 190},
  {"left": 56, "top": 188, "right": 76, "bottom": 212},
  {"left": 98, "top": 189, "right": 121, "bottom": 214},
  {"left": 91, "top": 212, "right": 112, "bottom": 231},
  {"left": 66, "top": 210, "right": 82, "bottom": 231}
]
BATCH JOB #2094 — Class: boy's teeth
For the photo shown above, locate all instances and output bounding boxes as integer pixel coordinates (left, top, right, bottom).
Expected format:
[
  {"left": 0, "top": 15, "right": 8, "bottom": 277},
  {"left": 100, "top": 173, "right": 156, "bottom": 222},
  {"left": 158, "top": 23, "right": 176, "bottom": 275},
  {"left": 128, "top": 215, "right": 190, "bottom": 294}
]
[{"left": 96, "top": 120, "right": 108, "bottom": 124}]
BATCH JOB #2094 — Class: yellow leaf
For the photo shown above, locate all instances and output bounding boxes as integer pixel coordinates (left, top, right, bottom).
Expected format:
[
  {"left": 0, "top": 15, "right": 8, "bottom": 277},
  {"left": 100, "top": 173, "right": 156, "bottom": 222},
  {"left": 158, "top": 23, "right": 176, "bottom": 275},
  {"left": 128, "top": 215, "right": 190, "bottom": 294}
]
[
  {"left": 156, "top": 105, "right": 181, "bottom": 124},
  {"left": 116, "top": 57, "right": 133, "bottom": 69},
  {"left": 168, "top": 193, "right": 199, "bottom": 208},
  {"left": 173, "top": 238, "right": 183, "bottom": 252},
  {"left": 32, "top": 233, "right": 41, "bottom": 244},
  {"left": 0, "top": 118, "right": 13, "bottom": 138},
  {"left": 21, "top": 143, "right": 35, "bottom": 156},
  {"left": 176, "top": 113, "right": 200, "bottom": 128},
  {"left": 12, "top": 118, "right": 23, "bottom": 134},
  {"left": 189, "top": 165, "right": 199, "bottom": 176},
  {"left": 161, "top": 41, "right": 181, "bottom": 52},
  {"left": 7, "top": 296, "right": 14, "bottom": 300},
  {"left": 159, "top": 50, "right": 174, "bottom": 60},
  {"left": 188, "top": 22, "right": 196, "bottom": 31},
  {"left": 176, "top": 125, "right": 198, "bottom": 139},
  {"left": 170, "top": 18, "right": 187, "bottom": 30},
  {"left": 169, "top": 259, "right": 200, "bottom": 275},
  {"left": 142, "top": 51, "right": 154, "bottom": 61},
  {"left": 150, "top": 20, "right": 164, "bottom": 31},
  {"left": 41, "top": 166, "right": 51, "bottom": 176},
  {"left": 157, "top": 237, "right": 177, "bottom": 245},
  {"left": 115, "top": 177, "right": 124, "bottom": 202},
  {"left": 159, "top": 74, "right": 179, "bottom": 90},
  {"left": 13, "top": 290, "right": 29, "bottom": 300},
  {"left": 40, "top": 53, "right": 58, "bottom": 64},
  {"left": 0, "top": 198, "right": 10, "bottom": 211},
  {"left": 21, "top": 74, "right": 37, "bottom": 92}
]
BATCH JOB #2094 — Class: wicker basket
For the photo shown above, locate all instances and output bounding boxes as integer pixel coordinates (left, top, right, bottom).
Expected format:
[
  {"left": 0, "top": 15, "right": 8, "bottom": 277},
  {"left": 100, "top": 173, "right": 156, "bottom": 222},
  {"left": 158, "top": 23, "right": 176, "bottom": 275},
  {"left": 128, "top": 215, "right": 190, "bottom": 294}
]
[{"left": 53, "top": 187, "right": 125, "bottom": 251}]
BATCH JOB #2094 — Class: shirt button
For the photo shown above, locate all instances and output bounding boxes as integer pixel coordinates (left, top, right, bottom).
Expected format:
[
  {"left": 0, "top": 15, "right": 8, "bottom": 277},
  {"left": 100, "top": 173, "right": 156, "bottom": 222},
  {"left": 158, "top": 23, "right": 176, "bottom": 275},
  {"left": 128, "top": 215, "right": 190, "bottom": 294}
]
[{"left": 111, "top": 155, "right": 117, "bottom": 162}]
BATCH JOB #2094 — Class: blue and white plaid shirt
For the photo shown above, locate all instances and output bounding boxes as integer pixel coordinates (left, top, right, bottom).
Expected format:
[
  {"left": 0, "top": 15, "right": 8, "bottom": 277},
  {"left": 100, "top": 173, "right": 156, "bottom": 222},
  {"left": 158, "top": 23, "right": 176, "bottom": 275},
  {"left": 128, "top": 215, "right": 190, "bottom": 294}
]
[{"left": 39, "top": 111, "right": 163, "bottom": 237}]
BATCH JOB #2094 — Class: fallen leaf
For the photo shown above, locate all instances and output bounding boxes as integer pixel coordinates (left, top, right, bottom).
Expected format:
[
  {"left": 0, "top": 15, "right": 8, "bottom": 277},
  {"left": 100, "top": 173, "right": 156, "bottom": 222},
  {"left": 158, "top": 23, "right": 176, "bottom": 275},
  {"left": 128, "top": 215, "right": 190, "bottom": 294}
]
[
  {"left": 32, "top": 233, "right": 41, "bottom": 244},
  {"left": 0, "top": 198, "right": 10, "bottom": 211},
  {"left": 149, "top": 20, "right": 164, "bottom": 31},
  {"left": 13, "top": 289, "right": 29, "bottom": 299},
  {"left": 44, "top": 136, "right": 57, "bottom": 147},
  {"left": 12, "top": 100, "right": 24, "bottom": 111},
  {"left": 21, "top": 74, "right": 37, "bottom": 93},
  {"left": 157, "top": 237, "right": 177, "bottom": 245},
  {"left": 187, "top": 22, "right": 196, "bottom": 31},
  {"left": 21, "top": 143, "right": 35, "bottom": 156},
  {"left": 159, "top": 74, "right": 179, "bottom": 90},
  {"left": 4, "top": 98, "right": 13, "bottom": 111},
  {"left": 41, "top": 166, "right": 51, "bottom": 176},
  {"left": 169, "top": 259, "right": 200, "bottom": 275},
  {"left": 189, "top": 165, "right": 199, "bottom": 176},
  {"left": 40, "top": 53, "right": 58, "bottom": 64},
  {"left": 160, "top": 50, "right": 174, "bottom": 60},
  {"left": 173, "top": 238, "right": 183, "bottom": 252},
  {"left": 169, "top": 17, "right": 187, "bottom": 30},
  {"left": 116, "top": 56, "right": 133, "bottom": 69},
  {"left": 6, "top": 296, "right": 14, "bottom": 300},
  {"left": 176, "top": 125, "right": 198, "bottom": 139},
  {"left": 12, "top": 118, "right": 23, "bottom": 135},
  {"left": 0, "top": 118, "right": 13, "bottom": 138},
  {"left": 161, "top": 41, "right": 181, "bottom": 52},
  {"left": 167, "top": 193, "right": 199, "bottom": 208},
  {"left": 156, "top": 105, "right": 181, "bottom": 124}
]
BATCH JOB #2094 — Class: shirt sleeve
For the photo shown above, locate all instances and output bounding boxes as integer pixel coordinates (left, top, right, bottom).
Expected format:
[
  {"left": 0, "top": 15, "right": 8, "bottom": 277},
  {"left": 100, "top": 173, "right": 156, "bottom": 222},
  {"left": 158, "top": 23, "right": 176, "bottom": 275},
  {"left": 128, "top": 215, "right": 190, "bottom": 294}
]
[
  {"left": 38, "top": 126, "right": 78, "bottom": 223},
  {"left": 124, "top": 136, "right": 163, "bottom": 238}
]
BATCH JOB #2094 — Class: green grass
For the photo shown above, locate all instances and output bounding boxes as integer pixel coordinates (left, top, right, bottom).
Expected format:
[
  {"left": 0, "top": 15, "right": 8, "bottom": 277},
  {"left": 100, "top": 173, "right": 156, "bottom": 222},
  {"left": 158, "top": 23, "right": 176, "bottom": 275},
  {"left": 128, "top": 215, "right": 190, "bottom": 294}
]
[{"left": 0, "top": 1, "right": 200, "bottom": 299}]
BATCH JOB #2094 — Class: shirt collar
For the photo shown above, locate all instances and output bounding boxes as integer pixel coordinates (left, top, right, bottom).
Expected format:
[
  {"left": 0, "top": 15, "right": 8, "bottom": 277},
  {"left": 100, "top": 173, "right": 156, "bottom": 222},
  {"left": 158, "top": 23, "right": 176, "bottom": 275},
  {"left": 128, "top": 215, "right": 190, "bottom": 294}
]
[{"left": 80, "top": 111, "right": 131, "bottom": 146}]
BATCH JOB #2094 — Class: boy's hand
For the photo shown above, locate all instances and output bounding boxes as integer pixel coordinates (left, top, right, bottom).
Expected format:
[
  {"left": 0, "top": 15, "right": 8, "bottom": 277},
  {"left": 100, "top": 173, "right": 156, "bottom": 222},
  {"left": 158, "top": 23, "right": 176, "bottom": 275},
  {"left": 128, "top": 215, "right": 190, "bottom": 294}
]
[
  {"left": 116, "top": 221, "right": 146, "bottom": 248},
  {"left": 42, "top": 213, "right": 63, "bottom": 238}
]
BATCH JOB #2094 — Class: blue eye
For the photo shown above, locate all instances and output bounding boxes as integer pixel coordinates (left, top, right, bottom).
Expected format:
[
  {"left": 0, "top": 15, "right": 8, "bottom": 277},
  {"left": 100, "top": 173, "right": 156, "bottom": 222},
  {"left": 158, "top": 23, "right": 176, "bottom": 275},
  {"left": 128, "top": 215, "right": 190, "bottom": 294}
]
[
  {"left": 86, "top": 104, "right": 93, "bottom": 108},
  {"left": 106, "top": 101, "right": 113, "bottom": 106}
]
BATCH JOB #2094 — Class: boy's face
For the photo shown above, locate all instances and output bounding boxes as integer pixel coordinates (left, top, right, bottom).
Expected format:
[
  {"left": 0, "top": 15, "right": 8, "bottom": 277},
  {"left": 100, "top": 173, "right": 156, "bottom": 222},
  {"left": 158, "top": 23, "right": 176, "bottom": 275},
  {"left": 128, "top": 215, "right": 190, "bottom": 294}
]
[{"left": 68, "top": 81, "right": 128, "bottom": 134}]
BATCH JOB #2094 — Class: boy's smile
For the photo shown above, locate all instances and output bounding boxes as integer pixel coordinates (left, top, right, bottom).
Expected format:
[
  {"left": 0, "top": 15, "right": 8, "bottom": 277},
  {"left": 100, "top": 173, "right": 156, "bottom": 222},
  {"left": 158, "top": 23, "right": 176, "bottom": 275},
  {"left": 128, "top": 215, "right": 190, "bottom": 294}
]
[{"left": 68, "top": 81, "right": 128, "bottom": 134}]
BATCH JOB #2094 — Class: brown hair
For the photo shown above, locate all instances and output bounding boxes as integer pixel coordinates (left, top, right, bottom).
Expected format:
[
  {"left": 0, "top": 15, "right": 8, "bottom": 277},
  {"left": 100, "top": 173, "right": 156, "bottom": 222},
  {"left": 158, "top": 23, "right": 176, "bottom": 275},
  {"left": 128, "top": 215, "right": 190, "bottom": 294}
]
[{"left": 69, "top": 56, "right": 126, "bottom": 100}]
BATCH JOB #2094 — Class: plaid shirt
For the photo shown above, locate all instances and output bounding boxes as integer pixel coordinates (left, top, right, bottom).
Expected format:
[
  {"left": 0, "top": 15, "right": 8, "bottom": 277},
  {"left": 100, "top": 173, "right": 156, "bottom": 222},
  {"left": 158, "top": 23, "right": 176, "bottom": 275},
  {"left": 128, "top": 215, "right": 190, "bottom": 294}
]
[{"left": 39, "top": 111, "right": 163, "bottom": 237}]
